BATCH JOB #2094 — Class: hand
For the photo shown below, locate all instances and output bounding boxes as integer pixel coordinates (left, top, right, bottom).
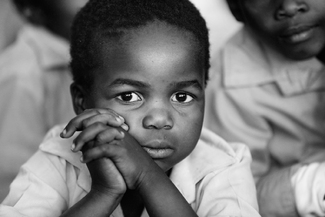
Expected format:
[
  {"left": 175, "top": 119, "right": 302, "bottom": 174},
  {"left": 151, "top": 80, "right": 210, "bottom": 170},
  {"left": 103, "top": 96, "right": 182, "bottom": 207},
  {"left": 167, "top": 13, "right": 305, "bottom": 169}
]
[
  {"left": 87, "top": 156, "right": 126, "bottom": 197},
  {"left": 60, "top": 108, "right": 129, "bottom": 195},
  {"left": 60, "top": 108, "right": 129, "bottom": 151},
  {"left": 82, "top": 128, "right": 161, "bottom": 190},
  {"left": 61, "top": 108, "right": 161, "bottom": 191}
]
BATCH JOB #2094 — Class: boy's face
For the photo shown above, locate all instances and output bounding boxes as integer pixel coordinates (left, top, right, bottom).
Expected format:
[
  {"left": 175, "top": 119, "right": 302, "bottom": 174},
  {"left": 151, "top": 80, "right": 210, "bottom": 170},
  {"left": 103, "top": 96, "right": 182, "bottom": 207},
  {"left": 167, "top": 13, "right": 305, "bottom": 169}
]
[
  {"left": 81, "top": 22, "right": 205, "bottom": 172},
  {"left": 237, "top": 0, "right": 325, "bottom": 60}
]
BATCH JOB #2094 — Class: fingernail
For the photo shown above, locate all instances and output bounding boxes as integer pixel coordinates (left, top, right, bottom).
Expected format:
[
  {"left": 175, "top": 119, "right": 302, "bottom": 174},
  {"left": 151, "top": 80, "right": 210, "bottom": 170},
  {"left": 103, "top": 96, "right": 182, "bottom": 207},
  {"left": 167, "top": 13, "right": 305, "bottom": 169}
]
[
  {"left": 71, "top": 143, "right": 75, "bottom": 151},
  {"left": 80, "top": 156, "right": 84, "bottom": 163},
  {"left": 61, "top": 129, "right": 67, "bottom": 137},
  {"left": 121, "top": 123, "right": 129, "bottom": 131},
  {"left": 116, "top": 115, "right": 124, "bottom": 123}
]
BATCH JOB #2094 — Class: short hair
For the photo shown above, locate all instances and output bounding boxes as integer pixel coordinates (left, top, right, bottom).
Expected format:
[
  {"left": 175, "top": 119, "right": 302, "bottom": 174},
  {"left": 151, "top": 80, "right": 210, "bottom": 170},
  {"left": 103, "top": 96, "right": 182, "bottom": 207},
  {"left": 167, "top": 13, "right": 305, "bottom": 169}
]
[{"left": 70, "top": 0, "right": 210, "bottom": 90}]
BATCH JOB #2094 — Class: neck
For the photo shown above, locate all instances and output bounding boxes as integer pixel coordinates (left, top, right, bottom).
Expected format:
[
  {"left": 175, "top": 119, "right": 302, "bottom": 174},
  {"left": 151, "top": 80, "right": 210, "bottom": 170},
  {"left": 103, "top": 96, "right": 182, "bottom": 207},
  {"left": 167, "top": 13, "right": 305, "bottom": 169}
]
[{"left": 0, "top": 0, "right": 25, "bottom": 53}]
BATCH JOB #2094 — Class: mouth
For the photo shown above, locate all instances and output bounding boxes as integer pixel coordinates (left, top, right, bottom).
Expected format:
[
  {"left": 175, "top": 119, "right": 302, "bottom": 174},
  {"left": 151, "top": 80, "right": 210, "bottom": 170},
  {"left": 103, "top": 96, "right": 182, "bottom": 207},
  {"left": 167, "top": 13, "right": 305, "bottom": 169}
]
[
  {"left": 142, "top": 140, "right": 174, "bottom": 159},
  {"left": 279, "top": 25, "right": 315, "bottom": 44}
]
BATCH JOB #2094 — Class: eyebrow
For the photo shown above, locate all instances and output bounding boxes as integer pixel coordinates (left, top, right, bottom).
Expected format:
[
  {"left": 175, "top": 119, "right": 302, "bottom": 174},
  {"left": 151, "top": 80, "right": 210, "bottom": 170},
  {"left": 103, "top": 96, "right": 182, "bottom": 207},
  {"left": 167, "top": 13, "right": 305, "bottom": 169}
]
[
  {"left": 172, "top": 80, "right": 203, "bottom": 90},
  {"left": 109, "top": 78, "right": 203, "bottom": 90},
  {"left": 109, "top": 78, "right": 150, "bottom": 88}
]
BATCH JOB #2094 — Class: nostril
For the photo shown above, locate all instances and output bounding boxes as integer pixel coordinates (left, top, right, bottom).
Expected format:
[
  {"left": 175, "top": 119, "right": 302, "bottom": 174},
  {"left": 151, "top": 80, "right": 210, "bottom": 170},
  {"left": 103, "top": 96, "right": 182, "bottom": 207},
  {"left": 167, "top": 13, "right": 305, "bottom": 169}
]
[
  {"left": 163, "top": 125, "right": 172, "bottom": 130},
  {"left": 275, "top": 2, "right": 308, "bottom": 20}
]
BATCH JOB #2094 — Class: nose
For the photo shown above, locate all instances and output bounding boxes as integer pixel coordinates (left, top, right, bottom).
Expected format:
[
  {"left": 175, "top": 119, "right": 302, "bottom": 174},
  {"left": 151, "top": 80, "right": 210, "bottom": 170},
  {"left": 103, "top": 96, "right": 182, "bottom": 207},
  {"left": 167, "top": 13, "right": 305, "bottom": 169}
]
[
  {"left": 143, "top": 107, "right": 174, "bottom": 130},
  {"left": 275, "top": 0, "right": 308, "bottom": 20}
]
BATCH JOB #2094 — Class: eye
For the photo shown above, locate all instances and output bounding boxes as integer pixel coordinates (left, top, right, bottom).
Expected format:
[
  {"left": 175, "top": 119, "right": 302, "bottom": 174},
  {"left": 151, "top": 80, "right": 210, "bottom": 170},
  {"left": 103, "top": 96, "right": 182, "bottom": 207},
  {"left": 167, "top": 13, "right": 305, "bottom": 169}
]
[
  {"left": 171, "top": 92, "right": 194, "bottom": 103},
  {"left": 116, "top": 92, "right": 142, "bottom": 102}
]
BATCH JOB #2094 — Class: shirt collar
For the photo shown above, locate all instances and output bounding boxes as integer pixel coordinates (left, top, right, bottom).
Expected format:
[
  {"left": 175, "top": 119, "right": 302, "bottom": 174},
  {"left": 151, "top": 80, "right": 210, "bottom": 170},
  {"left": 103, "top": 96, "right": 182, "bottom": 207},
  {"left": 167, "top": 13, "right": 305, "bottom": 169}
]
[
  {"left": 169, "top": 127, "right": 236, "bottom": 204},
  {"left": 223, "top": 27, "right": 325, "bottom": 96}
]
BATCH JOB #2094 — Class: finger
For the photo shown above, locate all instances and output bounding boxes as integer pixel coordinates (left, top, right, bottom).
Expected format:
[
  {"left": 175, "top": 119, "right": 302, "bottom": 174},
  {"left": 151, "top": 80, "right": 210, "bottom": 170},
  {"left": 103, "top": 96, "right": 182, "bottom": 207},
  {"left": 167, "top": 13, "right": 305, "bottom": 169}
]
[
  {"left": 61, "top": 108, "right": 125, "bottom": 138},
  {"left": 80, "top": 128, "right": 125, "bottom": 153},
  {"left": 81, "top": 141, "right": 121, "bottom": 163},
  {"left": 93, "top": 128, "right": 126, "bottom": 147},
  {"left": 72, "top": 123, "right": 124, "bottom": 152},
  {"left": 81, "top": 113, "right": 127, "bottom": 130}
]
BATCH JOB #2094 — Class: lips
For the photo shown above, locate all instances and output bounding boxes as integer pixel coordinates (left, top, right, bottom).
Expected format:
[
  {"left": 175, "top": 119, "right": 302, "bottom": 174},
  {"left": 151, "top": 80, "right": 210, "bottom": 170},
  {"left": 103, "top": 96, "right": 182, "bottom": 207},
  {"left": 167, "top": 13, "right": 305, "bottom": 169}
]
[
  {"left": 279, "top": 25, "right": 315, "bottom": 44},
  {"left": 142, "top": 140, "right": 174, "bottom": 159}
]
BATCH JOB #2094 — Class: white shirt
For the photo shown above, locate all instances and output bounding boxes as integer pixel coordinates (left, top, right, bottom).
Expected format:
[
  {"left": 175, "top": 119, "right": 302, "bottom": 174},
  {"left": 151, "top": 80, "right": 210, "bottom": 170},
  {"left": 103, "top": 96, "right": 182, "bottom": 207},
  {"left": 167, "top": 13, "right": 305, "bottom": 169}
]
[
  {"left": 0, "top": 24, "right": 75, "bottom": 201},
  {"left": 0, "top": 125, "right": 260, "bottom": 217},
  {"left": 204, "top": 26, "right": 325, "bottom": 217}
]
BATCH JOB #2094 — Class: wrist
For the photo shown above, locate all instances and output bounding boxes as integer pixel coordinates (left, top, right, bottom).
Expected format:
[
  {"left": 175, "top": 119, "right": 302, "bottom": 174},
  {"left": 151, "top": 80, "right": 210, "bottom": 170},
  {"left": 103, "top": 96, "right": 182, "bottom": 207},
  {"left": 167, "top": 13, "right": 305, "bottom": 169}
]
[{"left": 90, "top": 185, "right": 125, "bottom": 202}]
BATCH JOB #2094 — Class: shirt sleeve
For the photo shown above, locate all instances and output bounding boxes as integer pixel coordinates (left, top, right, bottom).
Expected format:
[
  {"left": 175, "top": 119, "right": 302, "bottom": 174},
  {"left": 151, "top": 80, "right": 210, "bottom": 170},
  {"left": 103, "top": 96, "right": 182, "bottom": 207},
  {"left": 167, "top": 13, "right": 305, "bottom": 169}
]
[
  {"left": 291, "top": 162, "right": 325, "bottom": 217},
  {"left": 0, "top": 151, "right": 71, "bottom": 217},
  {"left": 195, "top": 144, "right": 261, "bottom": 217}
]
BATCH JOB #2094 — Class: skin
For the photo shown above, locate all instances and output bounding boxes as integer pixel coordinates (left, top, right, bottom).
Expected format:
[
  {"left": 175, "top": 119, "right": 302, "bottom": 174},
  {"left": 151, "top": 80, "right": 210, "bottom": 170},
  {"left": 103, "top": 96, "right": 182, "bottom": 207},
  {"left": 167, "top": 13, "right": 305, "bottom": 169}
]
[
  {"left": 229, "top": 0, "right": 325, "bottom": 61},
  {"left": 60, "top": 21, "right": 205, "bottom": 217}
]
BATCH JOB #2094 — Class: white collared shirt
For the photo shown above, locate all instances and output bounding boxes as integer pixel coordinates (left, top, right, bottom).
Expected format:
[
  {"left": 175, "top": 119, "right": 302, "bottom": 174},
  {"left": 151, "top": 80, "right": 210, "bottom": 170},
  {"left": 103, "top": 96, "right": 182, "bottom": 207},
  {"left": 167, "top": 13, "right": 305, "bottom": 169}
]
[
  {"left": 0, "top": 125, "right": 260, "bottom": 217},
  {"left": 204, "top": 26, "right": 325, "bottom": 216}
]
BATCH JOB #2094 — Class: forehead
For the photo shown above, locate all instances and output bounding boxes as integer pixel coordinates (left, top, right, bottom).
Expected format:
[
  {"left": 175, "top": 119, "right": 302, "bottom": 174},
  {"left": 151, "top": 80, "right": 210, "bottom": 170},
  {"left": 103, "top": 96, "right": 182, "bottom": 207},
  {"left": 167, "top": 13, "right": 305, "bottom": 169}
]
[
  {"left": 95, "top": 21, "right": 203, "bottom": 73},
  {"left": 91, "top": 21, "right": 204, "bottom": 86}
]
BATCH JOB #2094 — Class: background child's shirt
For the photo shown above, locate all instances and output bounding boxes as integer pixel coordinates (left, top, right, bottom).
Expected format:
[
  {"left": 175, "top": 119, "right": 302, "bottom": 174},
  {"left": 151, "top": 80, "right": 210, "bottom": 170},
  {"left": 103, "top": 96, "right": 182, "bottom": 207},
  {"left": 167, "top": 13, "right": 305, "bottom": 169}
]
[
  {"left": 0, "top": 125, "right": 260, "bottom": 217},
  {"left": 0, "top": 24, "right": 75, "bottom": 201},
  {"left": 204, "top": 26, "right": 325, "bottom": 216}
]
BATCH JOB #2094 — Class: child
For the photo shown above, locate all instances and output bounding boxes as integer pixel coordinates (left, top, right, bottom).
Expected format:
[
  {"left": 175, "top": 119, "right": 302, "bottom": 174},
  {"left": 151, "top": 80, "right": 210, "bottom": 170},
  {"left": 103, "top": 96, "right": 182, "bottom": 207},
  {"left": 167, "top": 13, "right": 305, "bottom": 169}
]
[
  {"left": 13, "top": 0, "right": 88, "bottom": 41},
  {"left": 0, "top": 0, "right": 75, "bottom": 201},
  {"left": 204, "top": 0, "right": 325, "bottom": 216},
  {"left": 0, "top": 0, "right": 260, "bottom": 216}
]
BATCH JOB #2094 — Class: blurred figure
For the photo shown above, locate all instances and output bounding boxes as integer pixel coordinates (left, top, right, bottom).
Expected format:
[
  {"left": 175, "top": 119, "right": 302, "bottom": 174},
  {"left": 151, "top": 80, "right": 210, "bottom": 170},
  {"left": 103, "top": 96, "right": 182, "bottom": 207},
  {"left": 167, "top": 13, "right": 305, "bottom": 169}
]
[
  {"left": 14, "top": 0, "right": 88, "bottom": 40},
  {"left": 204, "top": 0, "right": 325, "bottom": 216},
  {"left": 190, "top": 0, "right": 241, "bottom": 58},
  {"left": 0, "top": 0, "right": 87, "bottom": 201}
]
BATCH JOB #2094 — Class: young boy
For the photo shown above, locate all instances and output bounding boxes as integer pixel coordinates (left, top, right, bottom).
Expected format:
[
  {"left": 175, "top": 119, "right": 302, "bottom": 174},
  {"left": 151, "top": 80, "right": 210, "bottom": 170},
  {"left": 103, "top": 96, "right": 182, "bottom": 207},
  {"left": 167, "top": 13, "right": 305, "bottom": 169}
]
[
  {"left": 0, "top": 0, "right": 260, "bottom": 216},
  {"left": 204, "top": 0, "right": 325, "bottom": 216}
]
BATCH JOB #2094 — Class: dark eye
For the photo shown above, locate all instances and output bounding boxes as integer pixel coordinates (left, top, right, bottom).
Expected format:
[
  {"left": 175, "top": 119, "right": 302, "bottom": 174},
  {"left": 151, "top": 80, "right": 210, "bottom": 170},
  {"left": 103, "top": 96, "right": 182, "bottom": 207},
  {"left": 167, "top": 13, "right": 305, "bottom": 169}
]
[
  {"left": 116, "top": 92, "right": 142, "bottom": 102},
  {"left": 171, "top": 92, "right": 194, "bottom": 103}
]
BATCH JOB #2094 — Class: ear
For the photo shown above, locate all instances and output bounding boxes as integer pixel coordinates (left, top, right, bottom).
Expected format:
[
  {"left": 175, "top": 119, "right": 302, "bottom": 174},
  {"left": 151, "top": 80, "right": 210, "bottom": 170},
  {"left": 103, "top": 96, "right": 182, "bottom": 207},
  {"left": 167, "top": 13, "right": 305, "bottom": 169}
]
[
  {"left": 70, "top": 82, "right": 87, "bottom": 115},
  {"left": 226, "top": 0, "right": 245, "bottom": 22}
]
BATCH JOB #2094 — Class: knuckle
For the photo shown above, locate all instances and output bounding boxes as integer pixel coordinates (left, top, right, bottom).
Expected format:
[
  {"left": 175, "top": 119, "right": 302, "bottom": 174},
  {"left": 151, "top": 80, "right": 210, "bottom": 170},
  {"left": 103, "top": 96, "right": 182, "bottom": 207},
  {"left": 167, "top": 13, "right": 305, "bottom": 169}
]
[
  {"left": 93, "top": 122, "right": 104, "bottom": 128},
  {"left": 95, "top": 134, "right": 106, "bottom": 144},
  {"left": 81, "top": 119, "right": 90, "bottom": 127}
]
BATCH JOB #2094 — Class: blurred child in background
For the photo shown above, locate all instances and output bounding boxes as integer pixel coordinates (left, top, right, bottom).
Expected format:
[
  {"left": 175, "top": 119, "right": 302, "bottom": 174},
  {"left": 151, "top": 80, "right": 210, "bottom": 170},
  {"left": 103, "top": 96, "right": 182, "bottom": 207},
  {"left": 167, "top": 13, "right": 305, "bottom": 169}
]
[
  {"left": 0, "top": 0, "right": 87, "bottom": 201},
  {"left": 204, "top": 0, "right": 325, "bottom": 216}
]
